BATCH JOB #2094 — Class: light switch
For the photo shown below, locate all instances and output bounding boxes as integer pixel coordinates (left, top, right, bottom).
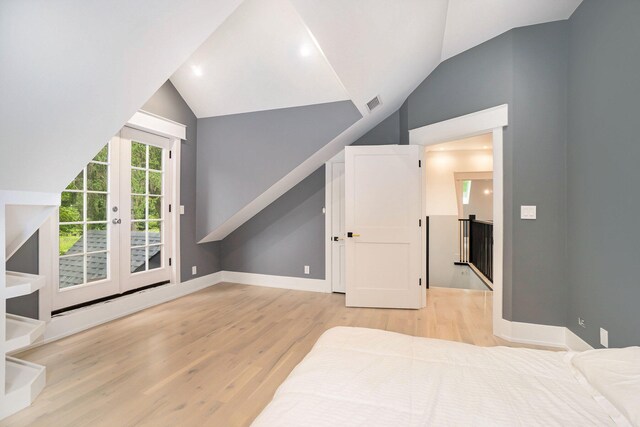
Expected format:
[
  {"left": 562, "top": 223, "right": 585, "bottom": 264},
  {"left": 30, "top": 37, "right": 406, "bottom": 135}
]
[
  {"left": 180, "top": 205, "right": 185, "bottom": 215},
  {"left": 520, "top": 205, "right": 537, "bottom": 220}
]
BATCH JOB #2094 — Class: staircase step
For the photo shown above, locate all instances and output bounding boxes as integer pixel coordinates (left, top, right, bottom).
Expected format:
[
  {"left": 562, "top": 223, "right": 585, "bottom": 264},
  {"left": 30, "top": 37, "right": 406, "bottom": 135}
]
[
  {"left": 5, "top": 271, "right": 45, "bottom": 299},
  {"left": 3, "top": 357, "right": 46, "bottom": 419},
  {"left": 5, "top": 314, "right": 46, "bottom": 353}
]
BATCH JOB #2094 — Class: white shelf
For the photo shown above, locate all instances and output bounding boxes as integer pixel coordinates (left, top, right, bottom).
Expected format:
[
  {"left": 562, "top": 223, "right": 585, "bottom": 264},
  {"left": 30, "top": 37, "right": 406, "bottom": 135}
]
[
  {"left": 3, "top": 357, "right": 46, "bottom": 419},
  {"left": 6, "top": 314, "right": 46, "bottom": 353},
  {"left": 4, "top": 271, "right": 45, "bottom": 299}
]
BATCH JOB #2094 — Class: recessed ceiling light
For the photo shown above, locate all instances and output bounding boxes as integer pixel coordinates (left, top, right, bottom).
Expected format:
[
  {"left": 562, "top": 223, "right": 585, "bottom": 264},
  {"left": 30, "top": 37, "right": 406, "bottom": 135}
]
[
  {"left": 191, "top": 65, "right": 203, "bottom": 77},
  {"left": 483, "top": 145, "right": 488, "bottom": 149},
  {"left": 299, "top": 45, "right": 311, "bottom": 57}
]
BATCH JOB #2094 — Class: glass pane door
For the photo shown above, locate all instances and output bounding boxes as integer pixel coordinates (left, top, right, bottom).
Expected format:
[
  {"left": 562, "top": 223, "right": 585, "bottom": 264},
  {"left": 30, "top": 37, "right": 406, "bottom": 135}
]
[
  {"left": 129, "top": 141, "right": 165, "bottom": 274},
  {"left": 120, "top": 135, "right": 172, "bottom": 292},
  {"left": 53, "top": 129, "right": 174, "bottom": 311},
  {"left": 54, "top": 142, "right": 120, "bottom": 310}
]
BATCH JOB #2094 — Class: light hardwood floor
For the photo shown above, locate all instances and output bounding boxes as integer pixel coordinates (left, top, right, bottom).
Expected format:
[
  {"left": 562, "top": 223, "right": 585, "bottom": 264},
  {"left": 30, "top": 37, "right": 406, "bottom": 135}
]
[{"left": 4, "top": 283, "right": 552, "bottom": 427}]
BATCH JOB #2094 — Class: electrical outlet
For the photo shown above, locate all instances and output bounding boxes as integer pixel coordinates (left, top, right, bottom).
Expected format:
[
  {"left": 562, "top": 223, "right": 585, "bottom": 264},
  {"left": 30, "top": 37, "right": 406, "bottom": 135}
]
[
  {"left": 192, "top": 266, "right": 197, "bottom": 276},
  {"left": 600, "top": 328, "right": 609, "bottom": 348},
  {"left": 578, "top": 317, "right": 586, "bottom": 328},
  {"left": 304, "top": 265, "right": 310, "bottom": 275}
]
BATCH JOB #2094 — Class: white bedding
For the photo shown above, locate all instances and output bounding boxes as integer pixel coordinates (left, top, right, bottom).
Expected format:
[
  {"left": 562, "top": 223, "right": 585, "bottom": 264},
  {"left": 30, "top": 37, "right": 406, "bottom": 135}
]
[{"left": 252, "top": 327, "right": 630, "bottom": 427}]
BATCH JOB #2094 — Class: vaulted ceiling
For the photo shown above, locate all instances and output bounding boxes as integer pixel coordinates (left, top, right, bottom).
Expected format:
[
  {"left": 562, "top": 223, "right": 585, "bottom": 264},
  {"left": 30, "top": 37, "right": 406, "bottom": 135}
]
[
  {"left": 1, "top": 0, "right": 582, "bottom": 241},
  {"left": 170, "top": 0, "right": 582, "bottom": 241},
  {"left": 171, "top": 0, "right": 582, "bottom": 120}
]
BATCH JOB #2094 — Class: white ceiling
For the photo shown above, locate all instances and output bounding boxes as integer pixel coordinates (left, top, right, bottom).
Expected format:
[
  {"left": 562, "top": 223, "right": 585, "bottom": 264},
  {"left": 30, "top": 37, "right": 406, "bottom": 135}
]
[
  {"left": 171, "top": 0, "right": 582, "bottom": 120},
  {"left": 0, "top": 0, "right": 242, "bottom": 192},
  {"left": 441, "top": 0, "right": 583, "bottom": 60},
  {"left": 171, "top": 0, "right": 350, "bottom": 118},
  {"left": 173, "top": 0, "right": 583, "bottom": 240},
  {"left": 290, "top": 0, "right": 449, "bottom": 116}
]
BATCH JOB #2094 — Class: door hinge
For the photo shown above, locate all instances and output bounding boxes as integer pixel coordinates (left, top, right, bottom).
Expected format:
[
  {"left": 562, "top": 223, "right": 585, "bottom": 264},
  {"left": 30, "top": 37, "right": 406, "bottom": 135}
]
[
  {"left": 169, "top": 204, "right": 172, "bottom": 213},
  {"left": 418, "top": 160, "right": 421, "bottom": 167},
  {"left": 419, "top": 219, "right": 422, "bottom": 227},
  {"left": 169, "top": 150, "right": 172, "bottom": 159},
  {"left": 419, "top": 278, "right": 422, "bottom": 286},
  {"left": 169, "top": 258, "right": 172, "bottom": 266}
]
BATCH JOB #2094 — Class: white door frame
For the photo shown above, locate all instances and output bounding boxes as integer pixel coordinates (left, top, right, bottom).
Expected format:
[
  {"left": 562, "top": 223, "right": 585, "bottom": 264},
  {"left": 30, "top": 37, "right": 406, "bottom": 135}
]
[
  {"left": 409, "top": 104, "right": 508, "bottom": 337},
  {"left": 324, "top": 150, "right": 345, "bottom": 292},
  {"left": 39, "top": 111, "right": 184, "bottom": 319}
]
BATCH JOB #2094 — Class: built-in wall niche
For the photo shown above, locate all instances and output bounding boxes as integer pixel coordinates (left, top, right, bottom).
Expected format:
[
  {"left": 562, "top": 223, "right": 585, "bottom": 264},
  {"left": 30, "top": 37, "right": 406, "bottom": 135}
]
[{"left": 1, "top": 191, "right": 58, "bottom": 420}]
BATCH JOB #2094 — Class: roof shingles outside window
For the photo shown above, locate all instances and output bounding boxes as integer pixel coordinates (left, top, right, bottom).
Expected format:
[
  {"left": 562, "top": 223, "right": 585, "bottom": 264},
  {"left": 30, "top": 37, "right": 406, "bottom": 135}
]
[{"left": 59, "top": 230, "right": 161, "bottom": 289}]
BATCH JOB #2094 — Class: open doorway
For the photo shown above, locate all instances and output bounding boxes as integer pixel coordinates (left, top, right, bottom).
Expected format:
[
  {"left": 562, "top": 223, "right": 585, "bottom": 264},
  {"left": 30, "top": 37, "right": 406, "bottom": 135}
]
[{"left": 425, "top": 134, "right": 494, "bottom": 291}]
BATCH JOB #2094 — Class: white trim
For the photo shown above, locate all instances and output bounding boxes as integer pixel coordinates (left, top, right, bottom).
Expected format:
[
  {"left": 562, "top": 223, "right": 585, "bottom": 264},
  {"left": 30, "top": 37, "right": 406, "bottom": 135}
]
[
  {"left": 324, "top": 162, "right": 333, "bottom": 291},
  {"left": 565, "top": 328, "right": 594, "bottom": 351},
  {"left": 498, "top": 320, "right": 567, "bottom": 349},
  {"left": 409, "top": 104, "right": 508, "bottom": 146},
  {"left": 223, "top": 271, "right": 330, "bottom": 293},
  {"left": 409, "top": 106, "right": 593, "bottom": 352},
  {"left": 0, "top": 190, "right": 60, "bottom": 207},
  {"left": 497, "top": 320, "right": 594, "bottom": 351},
  {"left": 491, "top": 127, "right": 505, "bottom": 337},
  {"left": 324, "top": 150, "right": 345, "bottom": 293},
  {"left": 127, "top": 110, "right": 186, "bottom": 140},
  {"left": 42, "top": 272, "right": 223, "bottom": 344},
  {"left": 37, "top": 215, "right": 55, "bottom": 322},
  {"left": 172, "top": 139, "right": 182, "bottom": 285},
  {"left": 48, "top": 114, "right": 183, "bottom": 312},
  {"left": 410, "top": 105, "right": 507, "bottom": 338}
]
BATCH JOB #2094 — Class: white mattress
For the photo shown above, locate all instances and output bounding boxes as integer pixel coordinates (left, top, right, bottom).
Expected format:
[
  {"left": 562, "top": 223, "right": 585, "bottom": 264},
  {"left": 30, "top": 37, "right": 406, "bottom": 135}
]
[{"left": 252, "top": 327, "right": 629, "bottom": 427}]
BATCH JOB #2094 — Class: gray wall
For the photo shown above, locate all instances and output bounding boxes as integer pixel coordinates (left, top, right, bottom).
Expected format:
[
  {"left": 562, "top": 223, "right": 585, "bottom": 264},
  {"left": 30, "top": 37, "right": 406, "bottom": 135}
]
[
  {"left": 566, "top": 0, "right": 640, "bottom": 347},
  {"left": 220, "top": 107, "right": 404, "bottom": 279},
  {"left": 510, "top": 22, "right": 569, "bottom": 327},
  {"left": 6, "top": 232, "right": 39, "bottom": 319},
  {"left": 196, "top": 101, "right": 361, "bottom": 240},
  {"left": 408, "top": 30, "right": 517, "bottom": 319},
  {"left": 7, "top": 81, "right": 223, "bottom": 319},
  {"left": 226, "top": 21, "right": 573, "bottom": 329},
  {"left": 222, "top": 167, "right": 326, "bottom": 278},
  {"left": 142, "top": 81, "right": 222, "bottom": 281},
  {"left": 407, "top": 22, "right": 569, "bottom": 326}
]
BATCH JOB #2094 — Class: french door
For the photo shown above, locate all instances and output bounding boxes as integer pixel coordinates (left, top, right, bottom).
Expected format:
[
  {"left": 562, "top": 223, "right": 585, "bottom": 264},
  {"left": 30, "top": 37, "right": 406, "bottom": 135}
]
[{"left": 53, "top": 127, "right": 174, "bottom": 310}]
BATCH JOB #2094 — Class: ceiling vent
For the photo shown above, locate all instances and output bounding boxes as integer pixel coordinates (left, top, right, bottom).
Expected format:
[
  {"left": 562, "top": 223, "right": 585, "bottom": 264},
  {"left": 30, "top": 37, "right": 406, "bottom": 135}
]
[{"left": 366, "top": 96, "right": 381, "bottom": 112}]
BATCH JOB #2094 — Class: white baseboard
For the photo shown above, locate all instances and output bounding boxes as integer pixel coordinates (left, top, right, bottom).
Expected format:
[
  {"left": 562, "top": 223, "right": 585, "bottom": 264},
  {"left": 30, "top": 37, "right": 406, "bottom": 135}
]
[
  {"left": 497, "top": 319, "right": 594, "bottom": 351},
  {"left": 41, "top": 271, "right": 223, "bottom": 345},
  {"left": 498, "top": 319, "right": 567, "bottom": 349},
  {"left": 33, "top": 269, "right": 592, "bottom": 353},
  {"left": 565, "top": 328, "right": 594, "bottom": 351},
  {"left": 222, "top": 271, "right": 330, "bottom": 293}
]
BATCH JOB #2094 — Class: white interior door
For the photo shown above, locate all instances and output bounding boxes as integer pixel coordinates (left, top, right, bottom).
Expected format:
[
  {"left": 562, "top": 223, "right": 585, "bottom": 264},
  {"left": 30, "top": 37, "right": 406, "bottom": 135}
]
[
  {"left": 331, "top": 162, "right": 346, "bottom": 293},
  {"left": 345, "top": 145, "right": 422, "bottom": 309}
]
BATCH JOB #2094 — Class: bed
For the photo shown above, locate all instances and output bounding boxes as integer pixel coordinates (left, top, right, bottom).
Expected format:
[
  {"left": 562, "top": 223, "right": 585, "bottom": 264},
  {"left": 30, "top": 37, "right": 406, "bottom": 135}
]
[{"left": 252, "top": 327, "right": 639, "bottom": 426}]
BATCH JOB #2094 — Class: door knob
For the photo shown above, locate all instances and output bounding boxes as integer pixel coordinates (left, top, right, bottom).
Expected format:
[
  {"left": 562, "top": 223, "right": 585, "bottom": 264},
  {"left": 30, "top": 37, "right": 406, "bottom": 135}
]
[
  {"left": 112, "top": 218, "right": 122, "bottom": 225},
  {"left": 347, "top": 232, "right": 360, "bottom": 238}
]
